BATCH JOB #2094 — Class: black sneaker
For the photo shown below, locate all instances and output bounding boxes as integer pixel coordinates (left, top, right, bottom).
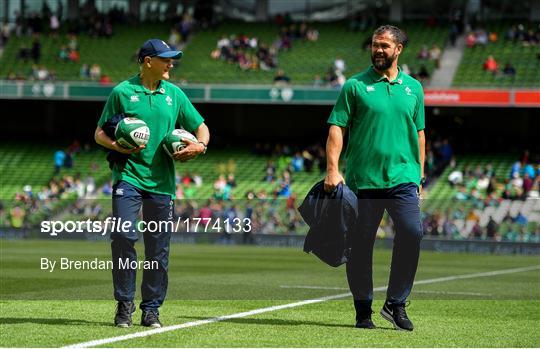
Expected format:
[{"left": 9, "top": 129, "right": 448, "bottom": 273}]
[
  {"left": 380, "top": 301, "right": 414, "bottom": 331},
  {"left": 355, "top": 317, "right": 376, "bottom": 329},
  {"left": 354, "top": 301, "right": 376, "bottom": 329},
  {"left": 141, "top": 310, "right": 162, "bottom": 328},
  {"left": 114, "top": 301, "right": 135, "bottom": 328}
]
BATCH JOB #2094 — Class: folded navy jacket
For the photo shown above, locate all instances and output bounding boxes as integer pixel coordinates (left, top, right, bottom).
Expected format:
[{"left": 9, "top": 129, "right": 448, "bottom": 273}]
[
  {"left": 101, "top": 113, "right": 129, "bottom": 170},
  {"left": 298, "top": 180, "right": 358, "bottom": 267}
]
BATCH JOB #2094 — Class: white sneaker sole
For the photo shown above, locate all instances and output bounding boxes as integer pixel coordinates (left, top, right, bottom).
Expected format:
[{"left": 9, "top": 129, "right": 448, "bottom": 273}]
[{"left": 380, "top": 308, "right": 411, "bottom": 331}]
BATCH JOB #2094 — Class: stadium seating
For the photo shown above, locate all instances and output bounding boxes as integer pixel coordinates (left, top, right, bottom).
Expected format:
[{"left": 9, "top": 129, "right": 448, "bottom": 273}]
[
  {"left": 453, "top": 23, "right": 540, "bottom": 87},
  {"left": 0, "top": 22, "right": 446, "bottom": 84},
  {"left": 0, "top": 143, "right": 108, "bottom": 201},
  {"left": 423, "top": 154, "right": 539, "bottom": 239},
  {"left": 2, "top": 144, "right": 537, "bottom": 240}
]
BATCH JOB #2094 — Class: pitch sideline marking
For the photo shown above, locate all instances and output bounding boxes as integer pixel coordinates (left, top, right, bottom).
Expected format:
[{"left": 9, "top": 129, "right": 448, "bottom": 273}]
[
  {"left": 62, "top": 264, "right": 540, "bottom": 348},
  {"left": 280, "top": 285, "right": 491, "bottom": 296}
]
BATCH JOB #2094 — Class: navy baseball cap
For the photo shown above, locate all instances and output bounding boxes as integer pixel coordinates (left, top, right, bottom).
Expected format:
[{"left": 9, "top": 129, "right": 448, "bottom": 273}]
[{"left": 138, "top": 39, "right": 183, "bottom": 63}]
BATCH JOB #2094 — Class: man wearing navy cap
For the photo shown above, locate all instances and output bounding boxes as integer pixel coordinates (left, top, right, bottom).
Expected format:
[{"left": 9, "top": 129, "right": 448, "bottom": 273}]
[{"left": 94, "top": 39, "right": 210, "bottom": 328}]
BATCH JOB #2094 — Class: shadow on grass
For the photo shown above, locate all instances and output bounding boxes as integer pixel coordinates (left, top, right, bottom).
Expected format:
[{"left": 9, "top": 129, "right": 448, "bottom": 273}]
[
  {"left": 180, "top": 316, "right": 395, "bottom": 331},
  {"left": 0, "top": 317, "right": 111, "bottom": 326}
]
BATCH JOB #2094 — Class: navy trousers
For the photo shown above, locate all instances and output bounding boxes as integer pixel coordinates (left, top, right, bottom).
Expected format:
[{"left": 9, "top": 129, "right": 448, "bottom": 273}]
[
  {"left": 111, "top": 180, "right": 173, "bottom": 312},
  {"left": 346, "top": 182, "right": 423, "bottom": 317}
]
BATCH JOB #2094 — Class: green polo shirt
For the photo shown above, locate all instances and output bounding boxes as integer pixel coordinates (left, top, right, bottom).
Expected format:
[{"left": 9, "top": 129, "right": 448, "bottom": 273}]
[
  {"left": 98, "top": 75, "right": 204, "bottom": 197},
  {"left": 327, "top": 66, "right": 425, "bottom": 190}
]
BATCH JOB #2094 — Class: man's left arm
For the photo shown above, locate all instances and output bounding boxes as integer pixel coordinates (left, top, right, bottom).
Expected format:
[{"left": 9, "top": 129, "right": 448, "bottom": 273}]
[
  {"left": 418, "top": 129, "right": 425, "bottom": 179},
  {"left": 173, "top": 122, "right": 210, "bottom": 162},
  {"left": 414, "top": 84, "right": 426, "bottom": 191},
  {"left": 172, "top": 91, "right": 210, "bottom": 162}
]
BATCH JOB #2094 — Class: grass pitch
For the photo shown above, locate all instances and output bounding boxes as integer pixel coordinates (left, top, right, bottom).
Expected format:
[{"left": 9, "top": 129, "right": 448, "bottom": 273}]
[{"left": 1, "top": 240, "right": 539, "bottom": 347}]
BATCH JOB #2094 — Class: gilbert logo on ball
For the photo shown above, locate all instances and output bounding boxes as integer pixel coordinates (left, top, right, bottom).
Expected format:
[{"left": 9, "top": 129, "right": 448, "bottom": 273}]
[
  {"left": 162, "top": 129, "right": 198, "bottom": 157},
  {"left": 114, "top": 117, "right": 150, "bottom": 149}
]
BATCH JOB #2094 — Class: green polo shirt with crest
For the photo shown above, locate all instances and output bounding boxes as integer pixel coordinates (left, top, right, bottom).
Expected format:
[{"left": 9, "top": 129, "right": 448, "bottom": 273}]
[
  {"left": 98, "top": 75, "right": 204, "bottom": 197},
  {"left": 327, "top": 66, "right": 425, "bottom": 190}
]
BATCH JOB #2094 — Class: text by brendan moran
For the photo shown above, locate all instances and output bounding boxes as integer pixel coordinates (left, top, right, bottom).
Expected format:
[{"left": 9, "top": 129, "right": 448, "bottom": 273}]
[{"left": 40, "top": 258, "right": 158, "bottom": 272}]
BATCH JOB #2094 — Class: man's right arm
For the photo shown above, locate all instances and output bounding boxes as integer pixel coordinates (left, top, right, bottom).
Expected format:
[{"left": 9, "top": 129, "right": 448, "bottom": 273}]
[
  {"left": 324, "top": 125, "right": 346, "bottom": 192},
  {"left": 94, "top": 126, "right": 144, "bottom": 155}
]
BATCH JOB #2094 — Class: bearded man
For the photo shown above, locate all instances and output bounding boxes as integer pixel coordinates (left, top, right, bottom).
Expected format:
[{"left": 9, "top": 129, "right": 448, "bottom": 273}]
[{"left": 324, "top": 25, "right": 426, "bottom": 331}]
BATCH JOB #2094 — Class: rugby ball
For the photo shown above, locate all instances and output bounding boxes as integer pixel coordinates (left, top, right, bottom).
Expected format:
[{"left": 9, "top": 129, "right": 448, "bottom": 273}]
[
  {"left": 114, "top": 117, "right": 150, "bottom": 149},
  {"left": 162, "top": 129, "right": 198, "bottom": 157}
]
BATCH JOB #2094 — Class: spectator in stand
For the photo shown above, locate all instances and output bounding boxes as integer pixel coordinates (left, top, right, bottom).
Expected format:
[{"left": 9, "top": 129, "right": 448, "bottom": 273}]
[
  {"left": 179, "top": 12, "right": 194, "bottom": 42},
  {"left": 99, "top": 74, "right": 112, "bottom": 85},
  {"left": 214, "top": 175, "right": 227, "bottom": 192},
  {"left": 5, "top": 71, "right": 17, "bottom": 80},
  {"left": 68, "top": 49, "right": 80, "bottom": 63},
  {"left": 475, "top": 29, "right": 488, "bottom": 46},
  {"left": 449, "top": 23, "right": 459, "bottom": 46},
  {"left": 54, "top": 149, "right": 66, "bottom": 174},
  {"left": 68, "top": 34, "right": 79, "bottom": 52},
  {"left": 89, "top": 63, "right": 101, "bottom": 80},
  {"left": 313, "top": 74, "right": 324, "bottom": 87},
  {"left": 31, "top": 36, "right": 41, "bottom": 63},
  {"left": 80, "top": 63, "right": 90, "bottom": 79},
  {"left": 417, "top": 65, "right": 430, "bottom": 82},
  {"left": 47, "top": 70, "right": 57, "bottom": 81},
  {"left": 168, "top": 29, "right": 181, "bottom": 50},
  {"left": 466, "top": 32, "right": 476, "bottom": 48},
  {"left": 50, "top": 14, "right": 60, "bottom": 37},
  {"left": 263, "top": 160, "right": 276, "bottom": 182},
  {"left": 58, "top": 45, "right": 69, "bottom": 61},
  {"left": 417, "top": 45, "right": 429, "bottom": 60},
  {"left": 18, "top": 44, "right": 30, "bottom": 62},
  {"left": 291, "top": 152, "right": 304, "bottom": 172},
  {"left": 198, "top": 200, "right": 213, "bottom": 224},
  {"left": 483, "top": 55, "right": 498, "bottom": 74},
  {"left": 273, "top": 69, "right": 290, "bottom": 85},
  {"left": 35, "top": 65, "right": 49, "bottom": 80},
  {"left": 522, "top": 173, "right": 534, "bottom": 198},
  {"left": 334, "top": 56, "right": 346, "bottom": 73},
  {"left": 226, "top": 174, "right": 237, "bottom": 188},
  {"left": 429, "top": 44, "right": 441, "bottom": 67},
  {"left": 306, "top": 27, "right": 319, "bottom": 41},
  {"left": 503, "top": 62, "right": 516, "bottom": 79},
  {"left": 9, "top": 205, "right": 25, "bottom": 228},
  {"left": 1, "top": 21, "right": 11, "bottom": 46},
  {"left": 486, "top": 216, "right": 499, "bottom": 240}
]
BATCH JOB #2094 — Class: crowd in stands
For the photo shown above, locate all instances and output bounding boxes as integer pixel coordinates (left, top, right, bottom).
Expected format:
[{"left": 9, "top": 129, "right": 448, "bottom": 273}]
[
  {"left": 3, "top": 140, "right": 101, "bottom": 228},
  {"left": 312, "top": 56, "right": 347, "bottom": 88},
  {"left": 465, "top": 23, "right": 540, "bottom": 78},
  {"left": 0, "top": 0, "right": 219, "bottom": 84},
  {"left": 504, "top": 24, "right": 540, "bottom": 46},
  {"left": 1, "top": 3, "right": 113, "bottom": 83},
  {"left": 210, "top": 20, "right": 318, "bottom": 78},
  {"left": 482, "top": 55, "right": 517, "bottom": 79},
  {"left": 447, "top": 152, "right": 539, "bottom": 205},
  {"left": 420, "top": 208, "right": 539, "bottom": 242},
  {"left": 7, "top": 172, "right": 98, "bottom": 229}
]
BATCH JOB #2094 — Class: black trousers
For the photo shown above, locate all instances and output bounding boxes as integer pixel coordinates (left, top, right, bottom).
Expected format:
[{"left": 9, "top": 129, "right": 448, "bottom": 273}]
[
  {"left": 346, "top": 182, "right": 423, "bottom": 316},
  {"left": 111, "top": 180, "right": 173, "bottom": 312}
]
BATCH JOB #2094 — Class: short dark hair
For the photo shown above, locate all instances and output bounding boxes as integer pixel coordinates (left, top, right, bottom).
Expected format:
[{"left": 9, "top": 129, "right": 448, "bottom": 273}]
[{"left": 373, "top": 25, "right": 408, "bottom": 46}]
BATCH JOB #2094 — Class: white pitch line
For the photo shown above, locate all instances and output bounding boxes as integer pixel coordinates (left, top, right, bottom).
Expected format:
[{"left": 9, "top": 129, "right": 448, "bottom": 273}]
[
  {"left": 280, "top": 285, "right": 350, "bottom": 290},
  {"left": 62, "top": 264, "right": 540, "bottom": 348},
  {"left": 280, "top": 286, "right": 491, "bottom": 296},
  {"left": 412, "top": 290, "right": 492, "bottom": 296}
]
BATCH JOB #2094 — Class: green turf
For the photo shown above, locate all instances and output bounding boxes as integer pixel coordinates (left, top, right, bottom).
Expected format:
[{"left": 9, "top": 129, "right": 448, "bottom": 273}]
[{"left": 1, "top": 240, "right": 539, "bottom": 347}]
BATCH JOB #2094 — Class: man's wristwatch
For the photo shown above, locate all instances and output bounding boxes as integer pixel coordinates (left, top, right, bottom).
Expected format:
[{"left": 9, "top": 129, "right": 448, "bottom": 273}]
[
  {"left": 420, "top": 176, "right": 427, "bottom": 185},
  {"left": 198, "top": 141, "right": 207, "bottom": 154}
]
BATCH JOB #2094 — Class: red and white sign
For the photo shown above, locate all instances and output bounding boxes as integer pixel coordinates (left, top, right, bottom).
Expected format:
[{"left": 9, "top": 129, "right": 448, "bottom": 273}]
[{"left": 424, "top": 89, "right": 519, "bottom": 107}]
